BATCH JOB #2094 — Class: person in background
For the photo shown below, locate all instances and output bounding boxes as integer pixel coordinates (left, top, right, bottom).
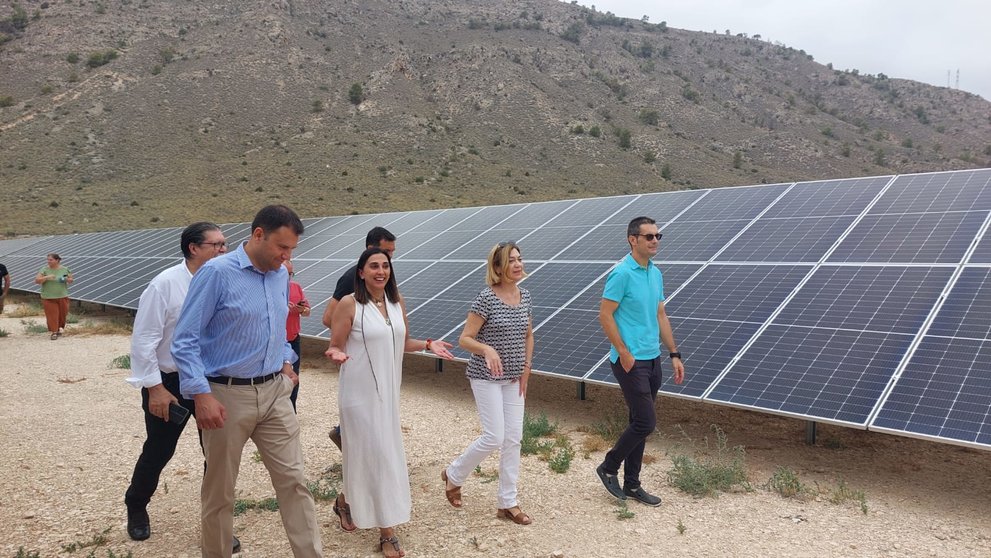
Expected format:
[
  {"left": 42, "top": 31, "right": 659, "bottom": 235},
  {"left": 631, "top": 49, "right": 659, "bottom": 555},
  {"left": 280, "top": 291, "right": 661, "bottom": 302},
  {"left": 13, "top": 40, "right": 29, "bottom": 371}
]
[
  {"left": 442, "top": 242, "right": 535, "bottom": 525},
  {"left": 35, "top": 253, "right": 72, "bottom": 340},
  {"left": 595, "top": 216, "right": 685, "bottom": 507},
  {"left": 325, "top": 247, "right": 453, "bottom": 558},
  {"left": 123, "top": 222, "right": 236, "bottom": 551},
  {"left": 285, "top": 260, "right": 310, "bottom": 412},
  {"left": 321, "top": 226, "right": 397, "bottom": 450},
  {"left": 172, "top": 205, "right": 322, "bottom": 558},
  {"left": 0, "top": 261, "right": 9, "bottom": 314}
]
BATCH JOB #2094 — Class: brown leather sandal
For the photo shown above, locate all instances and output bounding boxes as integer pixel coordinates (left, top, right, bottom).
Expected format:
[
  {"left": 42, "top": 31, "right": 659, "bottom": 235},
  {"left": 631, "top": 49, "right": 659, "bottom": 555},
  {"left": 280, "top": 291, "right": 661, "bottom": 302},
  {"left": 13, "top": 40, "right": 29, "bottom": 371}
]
[
  {"left": 333, "top": 494, "right": 356, "bottom": 532},
  {"left": 379, "top": 535, "right": 405, "bottom": 557},
  {"left": 440, "top": 469, "right": 462, "bottom": 508},
  {"left": 496, "top": 507, "right": 533, "bottom": 525}
]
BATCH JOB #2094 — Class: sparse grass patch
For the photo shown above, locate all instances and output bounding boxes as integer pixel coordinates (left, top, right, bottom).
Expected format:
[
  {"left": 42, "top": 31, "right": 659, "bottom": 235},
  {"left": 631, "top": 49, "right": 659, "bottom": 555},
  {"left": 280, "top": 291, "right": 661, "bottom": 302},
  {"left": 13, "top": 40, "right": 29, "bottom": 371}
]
[
  {"left": 60, "top": 527, "right": 111, "bottom": 552},
  {"left": 252, "top": 450, "right": 263, "bottom": 463},
  {"left": 765, "top": 466, "right": 814, "bottom": 499},
  {"left": 473, "top": 465, "right": 499, "bottom": 483},
  {"left": 580, "top": 433, "right": 609, "bottom": 457},
  {"left": 7, "top": 302, "right": 42, "bottom": 317},
  {"left": 66, "top": 312, "right": 81, "bottom": 324},
  {"left": 72, "top": 319, "right": 133, "bottom": 335},
  {"left": 15, "top": 548, "right": 41, "bottom": 558},
  {"left": 233, "top": 497, "right": 279, "bottom": 516},
  {"left": 830, "top": 479, "right": 868, "bottom": 514},
  {"left": 306, "top": 463, "right": 342, "bottom": 501},
  {"left": 521, "top": 412, "right": 557, "bottom": 457},
  {"left": 21, "top": 320, "right": 48, "bottom": 334},
  {"left": 548, "top": 442, "right": 575, "bottom": 473},
  {"left": 109, "top": 354, "right": 131, "bottom": 369},
  {"left": 667, "top": 425, "right": 749, "bottom": 497},
  {"left": 676, "top": 517, "right": 687, "bottom": 534},
  {"left": 614, "top": 500, "right": 635, "bottom": 520},
  {"left": 581, "top": 411, "right": 626, "bottom": 442}
]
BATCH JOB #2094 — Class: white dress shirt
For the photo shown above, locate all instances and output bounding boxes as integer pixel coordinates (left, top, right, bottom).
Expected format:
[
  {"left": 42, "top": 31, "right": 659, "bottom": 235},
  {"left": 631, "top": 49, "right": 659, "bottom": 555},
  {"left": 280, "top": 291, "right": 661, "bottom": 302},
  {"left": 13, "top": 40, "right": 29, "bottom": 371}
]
[{"left": 126, "top": 261, "right": 194, "bottom": 388}]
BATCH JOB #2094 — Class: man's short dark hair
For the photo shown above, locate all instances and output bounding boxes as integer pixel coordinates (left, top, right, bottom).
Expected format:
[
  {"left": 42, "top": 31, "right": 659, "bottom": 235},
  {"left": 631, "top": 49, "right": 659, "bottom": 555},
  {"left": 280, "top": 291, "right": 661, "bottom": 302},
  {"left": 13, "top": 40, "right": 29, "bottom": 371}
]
[
  {"left": 627, "top": 216, "right": 656, "bottom": 238},
  {"left": 180, "top": 222, "right": 222, "bottom": 259},
  {"left": 365, "top": 226, "right": 396, "bottom": 248},
  {"left": 251, "top": 205, "right": 304, "bottom": 236}
]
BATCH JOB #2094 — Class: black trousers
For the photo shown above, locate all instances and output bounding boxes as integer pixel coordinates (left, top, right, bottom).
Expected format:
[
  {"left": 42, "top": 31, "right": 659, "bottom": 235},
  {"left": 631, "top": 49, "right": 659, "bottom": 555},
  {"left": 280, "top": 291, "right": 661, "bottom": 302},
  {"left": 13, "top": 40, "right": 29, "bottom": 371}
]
[
  {"left": 601, "top": 357, "right": 662, "bottom": 489},
  {"left": 124, "top": 371, "right": 200, "bottom": 510},
  {"left": 289, "top": 335, "right": 301, "bottom": 412}
]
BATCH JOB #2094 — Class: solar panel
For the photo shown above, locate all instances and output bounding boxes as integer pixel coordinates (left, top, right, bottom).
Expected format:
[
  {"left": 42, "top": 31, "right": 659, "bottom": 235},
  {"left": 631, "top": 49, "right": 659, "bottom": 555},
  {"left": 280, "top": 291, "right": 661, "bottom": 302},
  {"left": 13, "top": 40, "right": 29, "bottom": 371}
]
[
  {"left": 870, "top": 267, "right": 991, "bottom": 448},
  {"left": 6, "top": 168, "right": 990, "bottom": 452}
]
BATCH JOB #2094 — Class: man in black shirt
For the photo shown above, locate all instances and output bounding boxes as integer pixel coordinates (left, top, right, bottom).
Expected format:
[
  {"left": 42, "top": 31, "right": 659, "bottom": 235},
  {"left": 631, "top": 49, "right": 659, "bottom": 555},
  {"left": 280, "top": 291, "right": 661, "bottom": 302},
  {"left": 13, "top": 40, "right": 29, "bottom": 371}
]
[{"left": 321, "top": 226, "right": 396, "bottom": 450}]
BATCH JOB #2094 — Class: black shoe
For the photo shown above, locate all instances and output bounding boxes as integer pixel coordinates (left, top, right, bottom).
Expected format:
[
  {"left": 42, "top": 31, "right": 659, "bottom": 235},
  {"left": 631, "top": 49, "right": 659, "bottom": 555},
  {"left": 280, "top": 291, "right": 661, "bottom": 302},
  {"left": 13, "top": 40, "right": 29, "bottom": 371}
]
[
  {"left": 624, "top": 485, "right": 662, "bottom": 507},
  {"left": 328, "top": 425, "right": 342, "bottom": 451},
  {"left": 232, "top": 535, "right": 241, "bottom": 554},
  {"left": 595, "top": 464, "right": 626, "bottom": 500},
  {"left": 126, "top": 507, "right": 151, "bottom": 541}
]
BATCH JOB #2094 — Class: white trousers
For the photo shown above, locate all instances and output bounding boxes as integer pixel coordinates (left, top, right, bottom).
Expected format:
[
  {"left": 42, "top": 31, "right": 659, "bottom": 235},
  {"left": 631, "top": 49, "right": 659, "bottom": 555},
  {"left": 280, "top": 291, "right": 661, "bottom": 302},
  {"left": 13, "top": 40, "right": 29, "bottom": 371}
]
[{"left": 446, "top": 378, "right": 525, "bottom": 509}]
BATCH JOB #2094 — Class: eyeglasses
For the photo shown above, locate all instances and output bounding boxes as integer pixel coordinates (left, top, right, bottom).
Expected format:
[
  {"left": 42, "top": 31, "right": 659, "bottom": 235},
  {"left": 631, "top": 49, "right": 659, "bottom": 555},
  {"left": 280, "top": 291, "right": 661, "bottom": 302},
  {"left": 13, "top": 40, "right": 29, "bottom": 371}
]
[
  {"left": 200, "top": 241, "right": 228, "bottom": 248},
  {"left": 637, "top": 233, "right": 663, "bottom": 241}
]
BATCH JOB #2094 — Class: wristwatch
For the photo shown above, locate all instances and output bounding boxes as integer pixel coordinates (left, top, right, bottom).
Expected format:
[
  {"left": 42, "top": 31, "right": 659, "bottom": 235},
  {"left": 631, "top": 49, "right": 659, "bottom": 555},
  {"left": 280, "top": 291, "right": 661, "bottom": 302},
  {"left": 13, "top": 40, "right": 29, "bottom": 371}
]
[{"left": 669, "top": 352, "right": 682, "bottom": 360}]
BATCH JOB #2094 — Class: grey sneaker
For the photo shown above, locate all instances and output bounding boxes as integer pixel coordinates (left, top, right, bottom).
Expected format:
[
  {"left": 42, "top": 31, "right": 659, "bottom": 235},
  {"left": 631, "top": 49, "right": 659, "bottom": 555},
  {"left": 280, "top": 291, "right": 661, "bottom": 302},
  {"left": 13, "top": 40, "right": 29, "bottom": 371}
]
[
  {"left": 624, "top": 486, "right": 662, "bottom": 507},
  {"left": 328, "top": 425, "right": 342, "bottom": 450},
  {"left": 232, "top": 536, "right": 241, "bottom": 554},
  {"left": 595, "top": 464, "right": 626, "bottom": 500}
]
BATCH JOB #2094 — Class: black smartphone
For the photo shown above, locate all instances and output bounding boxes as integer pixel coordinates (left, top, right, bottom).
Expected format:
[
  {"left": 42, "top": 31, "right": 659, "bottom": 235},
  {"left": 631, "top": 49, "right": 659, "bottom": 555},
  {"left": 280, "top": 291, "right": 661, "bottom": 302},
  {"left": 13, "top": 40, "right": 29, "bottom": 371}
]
[{"left": 168, "top": 401, "right": 191, "bottom": 426}]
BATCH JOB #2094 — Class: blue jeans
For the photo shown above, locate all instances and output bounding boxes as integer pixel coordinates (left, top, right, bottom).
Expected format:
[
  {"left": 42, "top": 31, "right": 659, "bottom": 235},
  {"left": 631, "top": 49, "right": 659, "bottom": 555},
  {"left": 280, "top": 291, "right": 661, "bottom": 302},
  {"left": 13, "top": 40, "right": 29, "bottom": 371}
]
[{"left": 601, "top": 357, "right": 662, "bottom": 489}]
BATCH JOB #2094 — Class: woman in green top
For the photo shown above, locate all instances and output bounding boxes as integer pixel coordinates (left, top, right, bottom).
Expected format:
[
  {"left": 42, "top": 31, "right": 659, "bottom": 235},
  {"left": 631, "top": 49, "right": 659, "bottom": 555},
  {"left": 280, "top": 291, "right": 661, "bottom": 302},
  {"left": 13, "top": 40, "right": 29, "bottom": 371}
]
[{"left": 35, "top": 253, "right": 73, "bottom": 340}]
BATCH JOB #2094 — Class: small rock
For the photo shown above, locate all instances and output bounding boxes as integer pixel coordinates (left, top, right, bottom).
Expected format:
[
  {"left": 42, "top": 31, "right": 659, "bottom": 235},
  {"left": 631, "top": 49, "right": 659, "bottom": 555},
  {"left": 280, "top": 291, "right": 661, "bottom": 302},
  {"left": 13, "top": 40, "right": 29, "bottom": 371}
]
[
  {"left": 477, "top": 543, "right": 489, "bottom": 552},
  {"left": 550, "top": 551, "right": 565, "bottom": 558}
]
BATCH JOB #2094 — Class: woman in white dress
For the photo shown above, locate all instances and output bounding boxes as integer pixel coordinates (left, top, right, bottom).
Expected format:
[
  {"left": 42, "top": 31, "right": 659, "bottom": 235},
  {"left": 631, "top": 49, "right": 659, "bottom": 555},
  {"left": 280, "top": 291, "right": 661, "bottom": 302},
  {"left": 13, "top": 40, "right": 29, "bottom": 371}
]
[{"left": 325, "top": 247, "right": 453, "bottom": 558}]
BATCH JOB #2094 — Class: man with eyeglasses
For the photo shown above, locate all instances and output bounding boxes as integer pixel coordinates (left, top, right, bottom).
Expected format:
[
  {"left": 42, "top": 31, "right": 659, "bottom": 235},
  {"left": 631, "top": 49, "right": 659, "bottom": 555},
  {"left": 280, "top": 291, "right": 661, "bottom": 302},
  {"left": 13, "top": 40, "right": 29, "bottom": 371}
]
[
  {"left": 320, "top": 226, "right": 396, "bottom": 450},
  {"left": 123, "top": 222, "right": 238, "bottom": 550},
  {"left": 596, "top": 216, "right": 685, "bottom": 507}
]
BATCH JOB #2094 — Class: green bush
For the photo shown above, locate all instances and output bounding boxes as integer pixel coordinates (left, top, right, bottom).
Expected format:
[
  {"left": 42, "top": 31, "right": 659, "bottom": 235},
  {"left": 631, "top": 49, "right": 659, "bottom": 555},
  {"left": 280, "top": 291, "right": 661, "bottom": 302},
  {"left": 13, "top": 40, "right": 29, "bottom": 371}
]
[
  {"left": 638, "top": 109, "right": 659, "bottom": 126},
  {"left": 668, "top": 425, "right": 749, "bottom": 497},
  {"left": 765, "top": 466, "right": 813, "bottom": 499},
  {"left": 0, "top": 95, "right": 14, "bottom": 108},
  {"left": 348, "top": 83, "right": 364, "bottom": 105},
  {"left": 616, "top": 128, "right": 632, "bottom": 149},
  {"left": 86, "top": 49, "right": 118, "bottom": 68},
  {"left": 588, "top": 125, "right": 601, "bottom": 138}
]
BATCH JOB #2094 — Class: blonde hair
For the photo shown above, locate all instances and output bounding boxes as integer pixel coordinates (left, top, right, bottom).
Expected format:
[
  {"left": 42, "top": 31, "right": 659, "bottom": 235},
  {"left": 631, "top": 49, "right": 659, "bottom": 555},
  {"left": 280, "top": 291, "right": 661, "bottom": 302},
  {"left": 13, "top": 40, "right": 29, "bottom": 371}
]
[{"left": 485, "top": 242, "right": 526, "bottom": 286}]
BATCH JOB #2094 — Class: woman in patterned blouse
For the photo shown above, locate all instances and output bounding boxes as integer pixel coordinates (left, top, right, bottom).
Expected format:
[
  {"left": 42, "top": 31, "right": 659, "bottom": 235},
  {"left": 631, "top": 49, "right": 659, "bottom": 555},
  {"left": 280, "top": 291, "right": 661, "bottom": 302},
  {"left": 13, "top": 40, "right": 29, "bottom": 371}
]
[{"left": 441, "top": 242, "right": 535, "bottom": 525}]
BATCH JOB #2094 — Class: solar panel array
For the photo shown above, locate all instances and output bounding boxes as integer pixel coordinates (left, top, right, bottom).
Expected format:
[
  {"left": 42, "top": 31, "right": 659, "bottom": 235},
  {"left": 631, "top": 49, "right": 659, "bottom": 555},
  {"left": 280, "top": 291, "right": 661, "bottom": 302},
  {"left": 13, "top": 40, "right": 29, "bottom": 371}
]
[{"left": 2, "top": 169, "right": 989, "bottom": 450}]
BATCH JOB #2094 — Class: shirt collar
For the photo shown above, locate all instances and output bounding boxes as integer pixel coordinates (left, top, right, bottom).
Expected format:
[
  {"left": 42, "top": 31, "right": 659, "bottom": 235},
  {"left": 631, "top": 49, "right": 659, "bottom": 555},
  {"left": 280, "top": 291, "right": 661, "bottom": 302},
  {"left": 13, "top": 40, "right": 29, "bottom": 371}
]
[
  {"left": 233, "top": 243, "right": 257, "bottom": 272},
  {"left": 623, "top": 252, "right": 652, "bottom": 271}
]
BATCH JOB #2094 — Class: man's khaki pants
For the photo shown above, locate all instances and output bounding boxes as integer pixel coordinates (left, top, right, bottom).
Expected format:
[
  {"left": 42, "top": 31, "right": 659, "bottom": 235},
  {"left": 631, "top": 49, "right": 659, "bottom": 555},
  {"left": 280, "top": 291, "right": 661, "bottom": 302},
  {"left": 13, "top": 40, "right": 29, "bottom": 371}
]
[{"left": 200, "top": 375, "right": 322, "bottom": 558}]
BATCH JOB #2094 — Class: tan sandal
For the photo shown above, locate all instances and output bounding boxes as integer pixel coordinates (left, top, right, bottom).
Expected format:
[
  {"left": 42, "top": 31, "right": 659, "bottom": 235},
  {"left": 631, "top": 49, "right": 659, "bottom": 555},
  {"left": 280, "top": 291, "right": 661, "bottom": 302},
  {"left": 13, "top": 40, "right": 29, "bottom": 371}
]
[
  {"left": 440, "top": 469, "right": 462, "bottom": 508},
  {"left": 496, "top": 506, "right": 532, "bottom": 525}
]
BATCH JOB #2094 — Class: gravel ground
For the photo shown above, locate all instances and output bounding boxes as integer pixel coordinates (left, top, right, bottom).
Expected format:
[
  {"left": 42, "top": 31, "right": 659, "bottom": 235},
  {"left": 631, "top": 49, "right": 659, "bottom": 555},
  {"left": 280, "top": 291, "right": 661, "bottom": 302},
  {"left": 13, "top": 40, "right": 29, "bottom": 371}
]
[{"left": 1, "top": 301, "right": 990, "bottom": 558}]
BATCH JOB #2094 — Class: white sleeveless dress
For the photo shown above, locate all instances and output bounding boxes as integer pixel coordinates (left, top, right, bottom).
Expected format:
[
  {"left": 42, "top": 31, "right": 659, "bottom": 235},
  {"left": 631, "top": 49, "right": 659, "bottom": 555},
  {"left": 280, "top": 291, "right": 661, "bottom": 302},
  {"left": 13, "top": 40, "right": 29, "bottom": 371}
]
[{"left": 338, "top": 296, "right": 411, "bottom": 528}]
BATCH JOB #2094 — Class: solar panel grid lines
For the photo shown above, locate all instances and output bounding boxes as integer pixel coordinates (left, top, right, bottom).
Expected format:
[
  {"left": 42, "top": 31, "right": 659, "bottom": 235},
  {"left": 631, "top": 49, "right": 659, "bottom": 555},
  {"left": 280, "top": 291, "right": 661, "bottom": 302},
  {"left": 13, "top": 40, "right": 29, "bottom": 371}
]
[
  {"left": 828, "top": 210, "right": 989, "bottom": 264},
  {"left": 865, "top": 264, "right": 991, "bottom": 448},
  {"left": 706, "top": 325, "right": 917, "bottom": 427}
]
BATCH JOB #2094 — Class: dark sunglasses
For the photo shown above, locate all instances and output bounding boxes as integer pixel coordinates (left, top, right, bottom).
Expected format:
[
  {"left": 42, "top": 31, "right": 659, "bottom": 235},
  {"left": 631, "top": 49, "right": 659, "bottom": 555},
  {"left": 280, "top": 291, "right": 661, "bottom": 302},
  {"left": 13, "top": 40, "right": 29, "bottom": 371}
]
[{"left": 637, "top": 233, "right": 663, "bottom": 241}]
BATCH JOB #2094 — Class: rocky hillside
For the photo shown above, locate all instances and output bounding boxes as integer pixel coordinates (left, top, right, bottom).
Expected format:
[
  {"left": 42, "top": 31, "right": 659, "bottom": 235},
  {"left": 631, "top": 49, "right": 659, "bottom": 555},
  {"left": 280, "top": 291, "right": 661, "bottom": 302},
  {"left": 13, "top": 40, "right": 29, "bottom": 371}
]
[{"left": 1, "top": 0, "right": 989, "bottom": 235}]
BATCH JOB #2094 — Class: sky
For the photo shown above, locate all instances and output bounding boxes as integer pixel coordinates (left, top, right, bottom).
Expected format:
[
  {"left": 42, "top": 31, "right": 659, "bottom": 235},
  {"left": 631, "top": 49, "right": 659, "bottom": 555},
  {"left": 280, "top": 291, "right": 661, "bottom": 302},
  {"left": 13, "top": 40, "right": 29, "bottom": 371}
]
[{"left": 578, "top": 0, "right": 991, "bottom": 101}]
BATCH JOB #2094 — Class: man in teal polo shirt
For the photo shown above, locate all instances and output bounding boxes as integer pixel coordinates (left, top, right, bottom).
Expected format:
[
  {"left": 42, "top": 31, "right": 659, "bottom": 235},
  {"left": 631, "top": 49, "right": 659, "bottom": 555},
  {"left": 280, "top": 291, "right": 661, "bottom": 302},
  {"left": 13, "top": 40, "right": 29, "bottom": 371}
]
[{"left": 596, "top": 216, "right": 685, "bottom": 506}]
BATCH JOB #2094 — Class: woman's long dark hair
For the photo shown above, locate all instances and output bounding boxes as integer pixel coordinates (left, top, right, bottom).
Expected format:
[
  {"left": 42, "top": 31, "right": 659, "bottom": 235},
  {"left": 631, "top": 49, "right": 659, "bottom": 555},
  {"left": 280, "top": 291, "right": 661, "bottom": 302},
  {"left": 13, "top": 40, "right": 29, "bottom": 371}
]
[{"left": 353, "top": 247, "right": 399, "bottom": 305}]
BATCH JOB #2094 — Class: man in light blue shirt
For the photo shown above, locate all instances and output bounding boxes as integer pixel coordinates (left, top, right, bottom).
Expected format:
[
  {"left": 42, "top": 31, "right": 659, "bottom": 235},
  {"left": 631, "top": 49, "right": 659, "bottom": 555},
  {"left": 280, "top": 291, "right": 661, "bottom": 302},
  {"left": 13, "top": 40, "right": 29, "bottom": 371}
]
[
  {"left": 596, "top": 216, "right": 685, "bottom": 507},
  {"left": 172, "top": 205, "right": 322, "bottom": 558}
]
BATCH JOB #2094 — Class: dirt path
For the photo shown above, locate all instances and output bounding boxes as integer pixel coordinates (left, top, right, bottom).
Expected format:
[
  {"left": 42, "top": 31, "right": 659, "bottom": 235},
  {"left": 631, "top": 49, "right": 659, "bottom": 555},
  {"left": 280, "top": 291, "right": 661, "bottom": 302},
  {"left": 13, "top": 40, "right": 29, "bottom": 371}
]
[{"left": 1, "top": 301, "right": 989, "bottom": 557}]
